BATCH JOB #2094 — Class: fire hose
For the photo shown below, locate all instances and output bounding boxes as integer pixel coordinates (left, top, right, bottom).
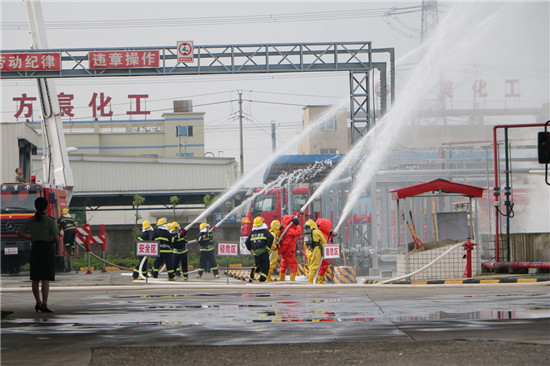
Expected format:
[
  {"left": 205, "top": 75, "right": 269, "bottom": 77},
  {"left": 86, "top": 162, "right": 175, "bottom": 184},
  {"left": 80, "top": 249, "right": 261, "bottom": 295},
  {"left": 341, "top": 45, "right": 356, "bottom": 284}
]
[{"left": 75, "top": 241, "right": 132, "bottom": 271}]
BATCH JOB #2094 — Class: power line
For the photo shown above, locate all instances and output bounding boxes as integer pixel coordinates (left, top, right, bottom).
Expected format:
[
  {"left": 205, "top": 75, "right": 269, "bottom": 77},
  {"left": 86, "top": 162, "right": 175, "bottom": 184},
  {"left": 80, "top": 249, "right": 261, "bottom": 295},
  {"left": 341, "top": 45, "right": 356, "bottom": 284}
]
[
  {"left": 2, "top": 8, "right": 401, "bottom": 30},
  {"left": 0, "top": 72, "right": 348, "bottom": 89},
  {"left": 251, "top": 90, "right": 343, "bottom": 99},
  {"left": 246, "top": 99, "right": 308, "bottom": 107}
]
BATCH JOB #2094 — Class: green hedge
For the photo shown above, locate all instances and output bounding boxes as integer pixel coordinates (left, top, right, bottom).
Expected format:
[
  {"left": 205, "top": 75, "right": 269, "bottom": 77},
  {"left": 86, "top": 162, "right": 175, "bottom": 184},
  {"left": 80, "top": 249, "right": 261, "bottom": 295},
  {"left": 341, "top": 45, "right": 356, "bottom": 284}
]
[{"left": 71, "top": 252, "right": 255, "bottom": 270}]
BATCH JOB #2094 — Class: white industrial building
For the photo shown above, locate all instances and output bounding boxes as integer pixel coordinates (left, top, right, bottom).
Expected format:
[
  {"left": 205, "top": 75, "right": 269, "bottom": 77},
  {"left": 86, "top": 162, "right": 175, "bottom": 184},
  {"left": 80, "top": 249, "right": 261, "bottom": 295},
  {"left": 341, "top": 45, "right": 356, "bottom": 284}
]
[{"left": 2, "top": 100, "right": 239, "bottom": 226}]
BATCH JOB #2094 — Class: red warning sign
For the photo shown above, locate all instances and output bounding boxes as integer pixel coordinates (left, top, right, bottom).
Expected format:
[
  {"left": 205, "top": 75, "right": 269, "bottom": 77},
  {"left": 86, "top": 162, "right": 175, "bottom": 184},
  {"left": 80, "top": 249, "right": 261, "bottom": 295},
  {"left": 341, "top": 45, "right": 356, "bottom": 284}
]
[{"left": 177, "top": 41, "right": 194, "bottom": 63}]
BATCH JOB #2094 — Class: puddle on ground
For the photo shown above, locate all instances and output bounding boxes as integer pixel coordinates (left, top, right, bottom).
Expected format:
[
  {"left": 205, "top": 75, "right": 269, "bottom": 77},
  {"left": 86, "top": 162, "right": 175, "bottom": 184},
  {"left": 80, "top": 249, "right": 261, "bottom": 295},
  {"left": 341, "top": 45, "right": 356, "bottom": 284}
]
[
  {"left": 250, "top": 308, "right": 550, "bottom": 323},
  {"left": 116, "top": 292, "right": 272, "bottom": 299},
  {"left": 2, "top": 307, "right": 547, "bottom": 336}
]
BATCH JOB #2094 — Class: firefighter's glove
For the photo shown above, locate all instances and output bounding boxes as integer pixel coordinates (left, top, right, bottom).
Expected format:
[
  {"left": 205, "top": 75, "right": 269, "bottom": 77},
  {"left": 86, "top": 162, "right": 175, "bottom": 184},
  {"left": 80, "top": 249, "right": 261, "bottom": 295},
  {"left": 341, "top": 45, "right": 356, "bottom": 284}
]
[{"left": 292, "top": 216, "right": 300, "bottom": 225}]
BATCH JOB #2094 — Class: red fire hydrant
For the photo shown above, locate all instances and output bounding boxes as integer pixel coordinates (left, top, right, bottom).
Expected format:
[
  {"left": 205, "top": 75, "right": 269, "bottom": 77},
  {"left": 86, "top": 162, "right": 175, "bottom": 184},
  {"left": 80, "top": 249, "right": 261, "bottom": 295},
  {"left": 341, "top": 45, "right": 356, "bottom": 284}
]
[{"left": 463, "top": 239, "right": 476, "bottom": 278}]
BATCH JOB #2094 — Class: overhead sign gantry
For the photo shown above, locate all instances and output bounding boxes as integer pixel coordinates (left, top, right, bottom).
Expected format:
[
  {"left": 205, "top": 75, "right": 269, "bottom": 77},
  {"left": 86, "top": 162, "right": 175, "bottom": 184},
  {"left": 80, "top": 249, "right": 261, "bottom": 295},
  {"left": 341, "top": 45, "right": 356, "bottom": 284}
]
[{"left": 1, "top": 42, "right": 394, "bottom": 143}]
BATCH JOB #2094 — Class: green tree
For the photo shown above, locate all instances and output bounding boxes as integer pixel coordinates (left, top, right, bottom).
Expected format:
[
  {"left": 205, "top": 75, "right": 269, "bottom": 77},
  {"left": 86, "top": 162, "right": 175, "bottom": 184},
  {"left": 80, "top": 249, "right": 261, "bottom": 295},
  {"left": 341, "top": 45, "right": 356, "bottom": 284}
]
[
  {"left": 170, "top": 195, "right": 180, "bottom": 220},
  {"left": 132, "top": 194, "right": 146, "bottom": 239},
  {"left": 133, "top": 194, "right": 146, "bottom": 227},
  {"left": 71, "top": 207, "right": 86, "bottom": 226},
  {"left": 203, "top": 193, "right": 217, "bottom": 207}
]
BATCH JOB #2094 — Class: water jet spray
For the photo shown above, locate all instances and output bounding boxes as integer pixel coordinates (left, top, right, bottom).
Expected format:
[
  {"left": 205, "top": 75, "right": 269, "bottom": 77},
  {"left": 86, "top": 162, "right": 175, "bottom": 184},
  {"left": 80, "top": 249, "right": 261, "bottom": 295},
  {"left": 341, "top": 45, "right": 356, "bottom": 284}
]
[{"left": 183, "top": 100, "right": 348, "bottom": 234}]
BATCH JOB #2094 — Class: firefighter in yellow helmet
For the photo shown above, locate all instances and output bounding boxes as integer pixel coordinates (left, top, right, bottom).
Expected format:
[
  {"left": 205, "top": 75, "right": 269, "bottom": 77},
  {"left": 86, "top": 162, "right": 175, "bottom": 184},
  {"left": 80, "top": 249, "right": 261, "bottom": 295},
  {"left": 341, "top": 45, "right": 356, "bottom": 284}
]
[
  {"left": 133, "top": 220, "right": 154, "bottom": 280},
  {"left": 247, "top": 217, "right": 263, "bottom": 281},
  {"left": 152, "top": 218, "right": 176, "bottom": 281},
  {"left": 57, "top": 208, "right": 76, "bottom": 256},
  {"left": 171, "top": 222, "right": 189, "bottom": 280},
  {"left": 196, "top": 223, "right": 220, "bottom": 279},
  {"left": 245, "top": 217, "right": 275, "bottom": 282},
  {"left": 303, "top": 219, "right": 327, "bottom": 284},
  {"left": 266, "top": 220, "right": 281, "bottom": 282}
]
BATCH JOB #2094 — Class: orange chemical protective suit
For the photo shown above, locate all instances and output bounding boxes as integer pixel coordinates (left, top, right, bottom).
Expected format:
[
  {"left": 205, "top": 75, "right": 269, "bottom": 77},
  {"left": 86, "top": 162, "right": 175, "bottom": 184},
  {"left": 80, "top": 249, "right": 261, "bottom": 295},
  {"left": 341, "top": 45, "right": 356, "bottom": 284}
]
[{"left": 278, "top": 214, "right": 302, "bottom": 281}]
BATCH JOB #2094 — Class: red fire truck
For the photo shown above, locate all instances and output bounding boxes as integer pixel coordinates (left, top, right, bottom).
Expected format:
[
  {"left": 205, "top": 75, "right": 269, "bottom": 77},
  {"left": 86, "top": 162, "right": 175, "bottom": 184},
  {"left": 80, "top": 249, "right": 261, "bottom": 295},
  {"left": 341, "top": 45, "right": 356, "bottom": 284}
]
[
  {"left": 1, "top": 1, "right": 74, "bottom": 273},
  {"left": 239, "top": 186, "right": 320, "bottom": 241},
  {"left": 1, "top": 181, "right": 70, "bottom": 274}
]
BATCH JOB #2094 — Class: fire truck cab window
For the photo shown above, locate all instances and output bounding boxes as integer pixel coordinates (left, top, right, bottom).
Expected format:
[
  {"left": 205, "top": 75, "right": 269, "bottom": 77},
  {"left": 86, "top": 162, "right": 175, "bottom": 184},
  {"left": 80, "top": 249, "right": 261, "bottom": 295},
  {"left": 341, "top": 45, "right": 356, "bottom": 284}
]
[
  {"left": 17, "top": 190, "right": 29, "bottom": 202},
  {"left": 253, "top": 194, "right": 276, "bottom": 214},
  {"left": 293, "top": 194, "right": 307, "bottom": 211},
  {"left": 1, "top": 192, "right": 13, "bottom": 202},
  {"left": 1, "top": 191, "right": 40, "bottom": 212}
]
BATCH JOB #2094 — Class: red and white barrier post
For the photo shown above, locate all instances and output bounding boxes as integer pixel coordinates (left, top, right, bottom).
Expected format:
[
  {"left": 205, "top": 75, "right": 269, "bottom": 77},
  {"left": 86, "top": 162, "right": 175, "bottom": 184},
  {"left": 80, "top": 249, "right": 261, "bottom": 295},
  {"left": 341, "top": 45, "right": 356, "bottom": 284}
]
[{"left": 76, "top": 224, "right": 107, "bottom": 274}]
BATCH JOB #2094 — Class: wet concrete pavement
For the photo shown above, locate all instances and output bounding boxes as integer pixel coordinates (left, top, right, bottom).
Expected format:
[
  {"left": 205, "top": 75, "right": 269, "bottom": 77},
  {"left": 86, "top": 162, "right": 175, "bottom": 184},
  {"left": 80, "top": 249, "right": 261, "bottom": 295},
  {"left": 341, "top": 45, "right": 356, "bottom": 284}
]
[{"left": 1, "top": 271, "right": 549, "bottom": 365}]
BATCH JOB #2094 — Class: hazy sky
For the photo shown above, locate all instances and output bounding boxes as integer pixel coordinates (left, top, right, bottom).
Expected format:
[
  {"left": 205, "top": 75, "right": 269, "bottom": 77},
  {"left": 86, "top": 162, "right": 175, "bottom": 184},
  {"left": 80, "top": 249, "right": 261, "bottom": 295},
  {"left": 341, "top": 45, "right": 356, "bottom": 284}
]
[{"left": 1, "top": 1, "right": 549, "bottom": 184}]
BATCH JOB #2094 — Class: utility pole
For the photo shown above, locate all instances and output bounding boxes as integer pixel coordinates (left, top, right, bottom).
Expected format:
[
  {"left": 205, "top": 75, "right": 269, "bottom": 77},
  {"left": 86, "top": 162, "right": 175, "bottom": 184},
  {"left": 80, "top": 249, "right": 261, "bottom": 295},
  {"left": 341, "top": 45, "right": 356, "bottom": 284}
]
[
  {"left": 271, "top": 121, "right": 276, "bottom": 153},
  {"left": 238, "top": 91, "right": 244, "bottom": 176}
]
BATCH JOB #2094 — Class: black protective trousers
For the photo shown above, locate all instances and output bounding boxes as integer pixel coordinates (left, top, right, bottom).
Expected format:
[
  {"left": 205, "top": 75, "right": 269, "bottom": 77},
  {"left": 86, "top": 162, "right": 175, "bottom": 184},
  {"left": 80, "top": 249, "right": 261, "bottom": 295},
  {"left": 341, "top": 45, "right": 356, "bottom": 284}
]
[
  {"left": 198, "top": 249, "right": 219, "bottom": 277},
  {"left": 254, "top": 252, "right": 270, "bottom": 282},
  {"left": 173, "top": 251, "right": 188, "bottom": 277},
  {"left": 63, "top": 229, "right": 76, "bottom": 252},
  {"left": 132, "top": 255, "right": 148, "bottom": 279},
  {"left": 152, "top": 251, "right": 175, "bottom": 279}
]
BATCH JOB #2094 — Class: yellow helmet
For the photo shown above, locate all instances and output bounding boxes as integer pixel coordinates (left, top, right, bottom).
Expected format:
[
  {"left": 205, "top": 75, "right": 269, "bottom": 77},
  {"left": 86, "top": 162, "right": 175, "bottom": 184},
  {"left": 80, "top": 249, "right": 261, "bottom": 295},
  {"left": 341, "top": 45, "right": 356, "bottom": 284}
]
[
  {"left": 157, "top": 218, "right": 167, "bottom": 226},
  {"left": 166, "top": 223, "right": 173, "bottom": 231},
  {"left": 142, "top": 220, "right": 151, "bottom": 229},
  {"left": 199, "top": 222, "right": 210, "bottom": 230},
  {"left": 62, "top": 208, "right": 69, "bottom": 215},
  {"left": 271, "top": 220, "right": 281, "bottom": 231},
  {"left": 253, "top": 216, "right": 264, "bottom": 226},
  {"left": 171, "top": 222, "right": 179, "bottom": 230}
]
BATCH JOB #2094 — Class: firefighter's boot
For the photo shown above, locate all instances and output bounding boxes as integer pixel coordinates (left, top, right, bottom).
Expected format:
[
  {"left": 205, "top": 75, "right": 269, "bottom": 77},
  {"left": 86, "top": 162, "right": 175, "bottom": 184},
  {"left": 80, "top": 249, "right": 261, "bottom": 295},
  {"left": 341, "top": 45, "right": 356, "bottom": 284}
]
[
  {"left": 317, "top": 276, "right": 325, "bottom": 284},
  {"left": 279, "top": 272, "right": 285, "bottom": 281},
  {"left": 290, "top": 273, "right": 296, "bottom": 282},
  {"left": 266, "top": 270, "right": 272, "bottom": 282}
]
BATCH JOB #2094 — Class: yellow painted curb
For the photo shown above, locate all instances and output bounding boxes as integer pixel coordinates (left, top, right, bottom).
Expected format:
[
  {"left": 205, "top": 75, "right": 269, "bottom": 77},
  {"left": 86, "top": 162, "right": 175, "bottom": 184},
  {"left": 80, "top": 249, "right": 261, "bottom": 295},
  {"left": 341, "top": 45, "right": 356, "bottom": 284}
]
[{"left": 517, "top": 278, "right": 538, "bottom": 283}]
